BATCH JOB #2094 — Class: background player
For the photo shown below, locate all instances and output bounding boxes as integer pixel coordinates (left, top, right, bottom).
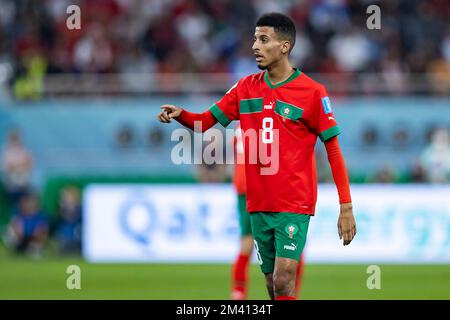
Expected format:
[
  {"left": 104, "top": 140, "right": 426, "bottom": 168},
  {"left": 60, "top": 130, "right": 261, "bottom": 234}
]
[{"left": 158, "top": 12, "right": 356, "bottom": 300}]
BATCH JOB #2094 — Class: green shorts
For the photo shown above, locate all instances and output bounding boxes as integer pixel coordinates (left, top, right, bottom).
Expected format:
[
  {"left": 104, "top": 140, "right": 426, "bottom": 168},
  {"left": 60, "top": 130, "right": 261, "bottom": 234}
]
[
  {"left": 250, "top": 212, "right": 310, "bottom": 274},
  {"left": 237, "top": 194, "right": 252, "bottom": 236}
]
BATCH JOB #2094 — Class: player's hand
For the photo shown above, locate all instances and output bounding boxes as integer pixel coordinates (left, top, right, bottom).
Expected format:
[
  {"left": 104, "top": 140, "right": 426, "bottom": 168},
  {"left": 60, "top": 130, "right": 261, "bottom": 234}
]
[
  {"left": 337, "top": 203, "right": 356, "bottom": 246},
  {"left": 158, "top": 105, "right": 182, "bottom": 123}
]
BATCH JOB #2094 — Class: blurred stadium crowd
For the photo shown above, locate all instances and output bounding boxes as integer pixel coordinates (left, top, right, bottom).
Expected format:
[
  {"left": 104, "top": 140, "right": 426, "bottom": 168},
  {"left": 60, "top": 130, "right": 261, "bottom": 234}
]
[
  {"left": 0, "top": 130, "right": 81, "bottom": 258},
  {"left": 0, "top": 0, "right": 449, "bottom": 98}
]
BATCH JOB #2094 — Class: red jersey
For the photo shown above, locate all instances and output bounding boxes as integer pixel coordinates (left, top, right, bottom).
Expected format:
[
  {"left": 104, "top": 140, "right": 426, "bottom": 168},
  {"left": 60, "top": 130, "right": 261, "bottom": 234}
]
[
  {"left": 210, "top": 69, "right": 340, "bottom": 215},
  {"left": 233, "top": 123, "right": 246, "bottom": 194}
]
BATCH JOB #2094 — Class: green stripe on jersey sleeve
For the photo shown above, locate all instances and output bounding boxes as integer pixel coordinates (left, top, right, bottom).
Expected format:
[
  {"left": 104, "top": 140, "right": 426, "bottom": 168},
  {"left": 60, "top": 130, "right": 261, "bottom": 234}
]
[
  {"left": 319, "top": 126, "right": 341, "bottom": 142},
  {"left": 209, "top": 104, "right": 232, "bottom": 127}
]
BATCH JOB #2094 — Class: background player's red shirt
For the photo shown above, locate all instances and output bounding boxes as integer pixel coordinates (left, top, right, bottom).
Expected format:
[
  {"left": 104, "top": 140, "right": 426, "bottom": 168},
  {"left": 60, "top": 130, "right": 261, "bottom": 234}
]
[
  {"left": 233, "top": 123, "right": 246, "bottom": 194},
  {"left": 210, "top": 69, "right": 340, "bottom": 215}
]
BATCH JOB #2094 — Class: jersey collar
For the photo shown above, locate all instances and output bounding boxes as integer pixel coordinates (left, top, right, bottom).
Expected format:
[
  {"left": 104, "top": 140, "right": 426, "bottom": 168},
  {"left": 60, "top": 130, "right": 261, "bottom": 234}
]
[{"left": 264, "top": 68, "right": 302, "bottom": 89}]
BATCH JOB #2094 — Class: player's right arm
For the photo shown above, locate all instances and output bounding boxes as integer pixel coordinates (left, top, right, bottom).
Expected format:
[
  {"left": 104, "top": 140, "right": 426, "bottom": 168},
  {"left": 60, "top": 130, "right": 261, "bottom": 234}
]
[
  {"left": 157, "top": 80, "right": 241, "bottom": 130},
  {"left": 157, "top": 104, "right": 182, "bottom": 123},
  {"left": 157, "top": 105, "right": 217, "bottom": 132}
]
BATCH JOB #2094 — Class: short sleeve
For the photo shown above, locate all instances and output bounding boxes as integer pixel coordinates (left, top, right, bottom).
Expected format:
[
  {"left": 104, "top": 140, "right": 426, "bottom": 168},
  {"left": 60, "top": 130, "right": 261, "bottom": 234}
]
[
  {"left": 209, "top": 81, "right": 240, "bottom": 127},
  {"left": 314, "top": 86, "right": 340, "bottom": 142}
]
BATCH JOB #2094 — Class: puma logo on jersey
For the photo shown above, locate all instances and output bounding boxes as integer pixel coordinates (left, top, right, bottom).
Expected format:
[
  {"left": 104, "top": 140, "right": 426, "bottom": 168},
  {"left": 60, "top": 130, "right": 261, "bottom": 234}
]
[{"left": 328, "top": 116, "right": 334, "bottom": 120}]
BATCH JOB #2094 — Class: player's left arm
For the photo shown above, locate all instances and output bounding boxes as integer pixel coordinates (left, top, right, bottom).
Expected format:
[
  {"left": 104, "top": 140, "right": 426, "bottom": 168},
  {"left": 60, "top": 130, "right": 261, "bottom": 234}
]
[
  {"left": 324, "top": 136, "right": 356, "bottom": 246},
  {"left": 314, "top": 86, "right": 356, "bottom": 246}
]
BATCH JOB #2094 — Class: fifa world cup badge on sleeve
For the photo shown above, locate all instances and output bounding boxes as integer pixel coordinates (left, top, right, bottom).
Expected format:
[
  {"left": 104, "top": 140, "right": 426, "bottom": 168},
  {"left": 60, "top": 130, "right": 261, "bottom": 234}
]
[{"left": 322, "top": 97, "right": 332, "bottom": 114}]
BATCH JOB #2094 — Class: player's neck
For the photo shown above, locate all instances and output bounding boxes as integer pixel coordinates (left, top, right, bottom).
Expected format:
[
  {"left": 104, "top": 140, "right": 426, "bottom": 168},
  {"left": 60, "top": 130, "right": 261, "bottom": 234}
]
[{"left": 265, "top": 60, "right": 295, "bottom": 86}]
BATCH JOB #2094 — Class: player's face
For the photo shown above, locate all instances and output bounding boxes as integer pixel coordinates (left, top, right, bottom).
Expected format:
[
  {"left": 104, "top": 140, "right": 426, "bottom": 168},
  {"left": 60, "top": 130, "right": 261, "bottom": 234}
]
[{"left": 252, "top": 26, "right": 288, "bottom": 70}]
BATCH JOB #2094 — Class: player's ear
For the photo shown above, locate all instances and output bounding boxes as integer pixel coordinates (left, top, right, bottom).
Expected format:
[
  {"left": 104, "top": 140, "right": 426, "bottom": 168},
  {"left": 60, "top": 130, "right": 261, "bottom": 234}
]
[{"left": 281, "top": 40, "right": 290, "bottom": 55}]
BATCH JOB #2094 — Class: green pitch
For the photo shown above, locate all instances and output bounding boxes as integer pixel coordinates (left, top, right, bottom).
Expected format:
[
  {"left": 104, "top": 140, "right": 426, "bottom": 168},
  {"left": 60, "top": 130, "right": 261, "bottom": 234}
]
[{"left": 1, "top": 252, "right": 450, "bottom": 299}]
